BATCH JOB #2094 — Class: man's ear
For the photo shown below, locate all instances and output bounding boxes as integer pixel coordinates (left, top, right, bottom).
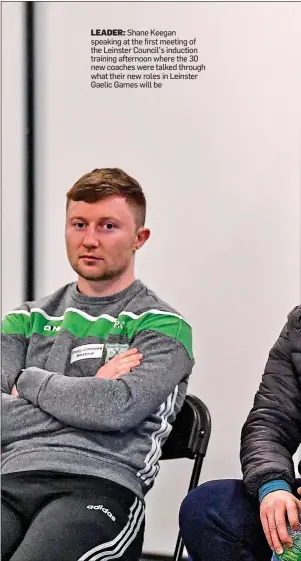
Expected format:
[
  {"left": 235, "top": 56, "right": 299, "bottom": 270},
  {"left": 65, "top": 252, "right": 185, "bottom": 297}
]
[{"left": 134, "top": 227, "right": 151, "bottom": 251}]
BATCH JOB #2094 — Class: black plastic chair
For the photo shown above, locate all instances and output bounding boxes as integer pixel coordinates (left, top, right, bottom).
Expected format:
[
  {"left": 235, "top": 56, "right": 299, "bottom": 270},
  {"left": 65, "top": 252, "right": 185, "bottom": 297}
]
[{"left": 160, "top": 394, "right": 212, "bottom": 561}]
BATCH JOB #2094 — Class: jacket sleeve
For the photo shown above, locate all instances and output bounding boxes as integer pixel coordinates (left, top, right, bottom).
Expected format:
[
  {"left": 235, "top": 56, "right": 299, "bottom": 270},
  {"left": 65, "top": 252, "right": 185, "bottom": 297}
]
[
  {"left": 240, "top": 307, "right": 301, "bottom": 499},
  {"left": 1, "top": 313, "right": 65, "bottom": 445},
  {"left": 16, "top": 320, "right": 194, "bottom": 432},
  {"left": 1, "top": 331, "right": 28, "bottom": 394},
  {"left": 1, "top": 394, "right": 65, "bottom": 446}
]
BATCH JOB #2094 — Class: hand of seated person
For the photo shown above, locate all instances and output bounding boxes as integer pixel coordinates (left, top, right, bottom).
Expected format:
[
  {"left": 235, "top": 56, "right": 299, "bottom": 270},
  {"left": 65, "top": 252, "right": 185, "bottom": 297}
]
[
  {"left": 260, "top": 489, "right": 301, "bottom": 555},
  {"left": 95, "top": 348, "right": 143, "bottom": 380}
]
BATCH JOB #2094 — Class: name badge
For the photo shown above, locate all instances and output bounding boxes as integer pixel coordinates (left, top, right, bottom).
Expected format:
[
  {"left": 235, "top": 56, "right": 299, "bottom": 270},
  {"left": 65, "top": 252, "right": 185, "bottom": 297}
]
[{"left": 70, "top": 344, "right": 104, "bottom": 363}]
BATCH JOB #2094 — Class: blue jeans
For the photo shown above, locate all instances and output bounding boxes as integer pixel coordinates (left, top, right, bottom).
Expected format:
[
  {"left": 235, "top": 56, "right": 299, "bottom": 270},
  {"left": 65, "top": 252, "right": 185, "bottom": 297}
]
[{"left": 179, "top": 478, "right": 301, "bottom": 561}]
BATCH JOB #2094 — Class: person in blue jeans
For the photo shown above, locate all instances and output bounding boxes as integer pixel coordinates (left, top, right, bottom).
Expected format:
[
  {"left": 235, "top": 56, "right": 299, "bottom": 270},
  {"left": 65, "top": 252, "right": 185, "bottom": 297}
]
[{"left": 179, "top": 306, "right": 301, "bottom": 561}]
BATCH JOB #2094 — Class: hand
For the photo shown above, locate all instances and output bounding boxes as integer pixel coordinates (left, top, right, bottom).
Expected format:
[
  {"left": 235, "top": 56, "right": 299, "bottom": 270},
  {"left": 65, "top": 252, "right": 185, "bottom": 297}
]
[
  {"left": 11, "top": 385, "right": 19, "bottom": 397},
  {"left": 260, "top": 490, "right": 301, "bottom": 555},
  {"left": 95, "top": 348, "right": 143, "bottom": 380}
]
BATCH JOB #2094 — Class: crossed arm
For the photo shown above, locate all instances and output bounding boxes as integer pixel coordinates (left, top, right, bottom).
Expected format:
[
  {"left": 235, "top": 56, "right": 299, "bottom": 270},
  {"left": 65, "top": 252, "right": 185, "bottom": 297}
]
[
  {"left": 1, "top": 334, "right": 66, "bottom": 445},
  {"left": 2, "top": 328, "right": 193, "bottom": 443}
]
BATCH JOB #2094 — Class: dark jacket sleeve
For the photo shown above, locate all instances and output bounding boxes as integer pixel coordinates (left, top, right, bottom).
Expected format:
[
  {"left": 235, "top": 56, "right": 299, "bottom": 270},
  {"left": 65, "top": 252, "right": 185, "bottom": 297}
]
[{"left": 240, "top": 306, "right": 301, "bottom": 499}]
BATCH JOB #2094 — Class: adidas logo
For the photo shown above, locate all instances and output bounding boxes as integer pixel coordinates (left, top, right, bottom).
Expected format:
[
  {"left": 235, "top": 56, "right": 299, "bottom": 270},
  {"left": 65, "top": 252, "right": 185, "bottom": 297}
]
[{"left": 87, "top": 505, "right": 116, "bottom": 521}]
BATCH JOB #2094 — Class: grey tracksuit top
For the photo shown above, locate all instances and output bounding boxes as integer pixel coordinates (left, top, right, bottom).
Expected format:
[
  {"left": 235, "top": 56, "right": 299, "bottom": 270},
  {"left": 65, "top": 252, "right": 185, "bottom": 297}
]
[{"left": 1, "top": 280, "right": 194, "bottom": 500}]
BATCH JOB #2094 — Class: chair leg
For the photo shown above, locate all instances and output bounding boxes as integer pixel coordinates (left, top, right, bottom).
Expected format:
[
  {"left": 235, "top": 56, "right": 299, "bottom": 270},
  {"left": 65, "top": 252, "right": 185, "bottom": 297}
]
[
  {"left": 188, "top": 455, "right": 204, "bottom": 492},
  {"left": 173, "top": 533, "right": 185, "bottom": 561},
  {"left": 173, "top": 455, "right": 205, "bottom": 561}
]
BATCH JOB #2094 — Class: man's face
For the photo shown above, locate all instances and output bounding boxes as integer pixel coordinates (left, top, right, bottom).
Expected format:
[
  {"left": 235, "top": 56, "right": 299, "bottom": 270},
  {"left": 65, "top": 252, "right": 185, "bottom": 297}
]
[{"left": 65, "top": 196, "right": 143, "bottom": 282}]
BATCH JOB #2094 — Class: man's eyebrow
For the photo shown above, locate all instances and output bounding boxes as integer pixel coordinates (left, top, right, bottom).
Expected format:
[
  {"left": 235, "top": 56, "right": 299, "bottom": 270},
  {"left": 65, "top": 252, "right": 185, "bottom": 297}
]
[
  {"left": 98, "top": 216, "right": 120, "bottom": 222},
  {"left": 69, "top": 215, "right": 120, "bottom": 222}
]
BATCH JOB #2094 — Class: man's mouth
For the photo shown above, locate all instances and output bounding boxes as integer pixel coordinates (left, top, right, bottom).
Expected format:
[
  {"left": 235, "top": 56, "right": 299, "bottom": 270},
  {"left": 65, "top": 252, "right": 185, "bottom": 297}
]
[{"left": 80, "top": 255, "right": 103, "bottom": 261}]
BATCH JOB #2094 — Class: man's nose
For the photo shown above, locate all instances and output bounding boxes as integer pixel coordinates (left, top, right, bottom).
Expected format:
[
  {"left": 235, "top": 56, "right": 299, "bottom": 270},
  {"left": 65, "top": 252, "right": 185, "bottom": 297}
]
[{"left": 82, "top": 228, "right": 100, "bottom": 247}]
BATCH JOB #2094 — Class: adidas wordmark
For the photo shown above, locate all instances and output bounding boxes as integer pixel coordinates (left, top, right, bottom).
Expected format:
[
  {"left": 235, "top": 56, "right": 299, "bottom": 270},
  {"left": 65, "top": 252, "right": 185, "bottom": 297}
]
[{"left": 87, "top": 505, "right": 116, "bottom": 521}]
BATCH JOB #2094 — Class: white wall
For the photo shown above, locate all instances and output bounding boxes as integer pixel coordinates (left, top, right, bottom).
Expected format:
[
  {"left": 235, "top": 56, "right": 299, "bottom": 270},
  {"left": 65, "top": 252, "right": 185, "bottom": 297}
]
[
  {"left": 2, "top": 2, "right": 25, "bottom": 314},
  {"left": 4, "top": 1, "right": 301, "bottom": 555}
]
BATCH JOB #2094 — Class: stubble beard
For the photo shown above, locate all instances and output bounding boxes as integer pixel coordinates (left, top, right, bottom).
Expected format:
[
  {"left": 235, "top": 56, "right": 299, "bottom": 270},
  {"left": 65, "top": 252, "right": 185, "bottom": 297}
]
[{"left": 72, "top": 260, "right": 128, "bottom": 282}]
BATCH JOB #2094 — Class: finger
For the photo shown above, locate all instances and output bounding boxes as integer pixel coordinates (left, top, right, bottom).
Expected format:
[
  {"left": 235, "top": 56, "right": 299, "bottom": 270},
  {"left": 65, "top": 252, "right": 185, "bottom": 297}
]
[
  {"left": 267, "top": 508, "right": 285, "bottom": 555},
  {"left": 260, "top": 512, "right": 274, "bottom": 551},
  {"left": 119, "top": 354, "right": 142, "bottom": 363},
  {"left": 275, "top": 507, "right": 293, "bottom": 547},
  {"left": 297, "top": 487, "right": 301, "bottom": 496},
  {"left": 117, "top": 348, "right": 140, "bottom": 358},
  {"left": 117, "top": 359, "right": 141, "bottom": 372},
  {"left": 118, "top": 355, "right": 142, "bottom": 366},
  {"left": 287, "top": 501, "right": 300, "bottom": 532},
  {"left": 121, "top": 357, "right": 141, "bottom": 366},
  {"left": 110, "top": 350, "right": 140, "bottom": 363},
  {"left": 123, "top": 352, "right": 142, "bottom": 361},
  {"left": 96, "top": 367, "right": 131, "bottom": 379},
  {"left": 11, "top": 385, "right": 19, "bottom": 397}
]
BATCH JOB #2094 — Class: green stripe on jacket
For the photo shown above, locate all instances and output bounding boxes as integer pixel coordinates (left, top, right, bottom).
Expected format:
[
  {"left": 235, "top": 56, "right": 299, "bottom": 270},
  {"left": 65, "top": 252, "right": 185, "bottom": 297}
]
[{"left": 2, "top": 309, "right": 193, "bottom": 359}]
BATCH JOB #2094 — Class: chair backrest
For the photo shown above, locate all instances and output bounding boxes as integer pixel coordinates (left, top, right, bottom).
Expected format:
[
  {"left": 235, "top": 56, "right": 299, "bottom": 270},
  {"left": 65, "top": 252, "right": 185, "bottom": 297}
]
[{"left": 161, "top": 394, "right": 211, "bottom": 461}]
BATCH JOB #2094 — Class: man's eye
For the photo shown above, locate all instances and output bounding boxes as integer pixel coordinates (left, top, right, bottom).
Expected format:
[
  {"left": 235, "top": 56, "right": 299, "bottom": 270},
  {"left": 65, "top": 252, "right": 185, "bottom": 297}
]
[
  {"left": 73, "top": 222, "right": 85, "bottom": 229},
  {"left": 103, "top": 223, "right": 115, "bottom": 230}
]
